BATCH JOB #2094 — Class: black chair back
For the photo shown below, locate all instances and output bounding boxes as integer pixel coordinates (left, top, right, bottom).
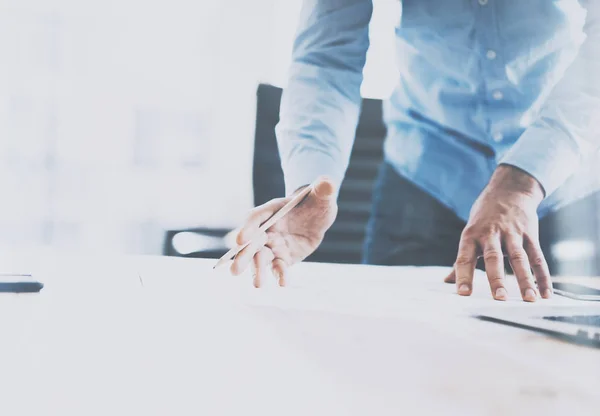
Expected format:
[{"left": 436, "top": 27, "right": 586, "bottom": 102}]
[
  {"left": 167, "top": 83, "right": 600, "bottom": 276},
  {"left": 253, "top": 84, "right": 386, "bottom": 264}
]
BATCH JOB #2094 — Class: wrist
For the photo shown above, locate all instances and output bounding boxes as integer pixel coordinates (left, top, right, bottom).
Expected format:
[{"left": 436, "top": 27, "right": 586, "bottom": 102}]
[{"left": 488, "top": 164, "right": 545, "bottom": 205}]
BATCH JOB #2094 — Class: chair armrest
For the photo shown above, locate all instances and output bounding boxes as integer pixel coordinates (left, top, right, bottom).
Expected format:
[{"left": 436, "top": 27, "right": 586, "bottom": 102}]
[{"left": 163, "top": 228, "right": 234, "bottom": 259}]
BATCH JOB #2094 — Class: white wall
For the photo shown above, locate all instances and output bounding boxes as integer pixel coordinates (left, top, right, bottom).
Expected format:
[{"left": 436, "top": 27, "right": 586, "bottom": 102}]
[{"left": 0, "top": 0, "right": 399, "bottom": 255}]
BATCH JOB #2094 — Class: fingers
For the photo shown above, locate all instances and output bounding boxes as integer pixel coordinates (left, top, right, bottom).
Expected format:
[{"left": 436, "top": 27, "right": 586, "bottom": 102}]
[
  {"left": 252, "top": 247, "right": 274, "bottom": 288},
  {"left": 272, "top": 258, "right": 287, "bottom": 287},
  {"left": 236, "top": 198, "right": 287, "bottom": 245},
  {"left": 230, "top": 231, "right": 268, "bottom": 276},
  {"left": 454, "top": 232, "right": 478, "bottom": 296},
  {"left": 453, "top": 230, "right": 549, "bottom": 302},
  {"left": 504, "top": 235, "right": 537, "bottom": 302},
  {"left": 525, "top": 238, "right": 552, "bottom": 299},
  {"left": 444, "top": 269, "right": 456, "bottom": 284},
  {"left": 481, "top": 236, "right": 507, "bottom": 301}
]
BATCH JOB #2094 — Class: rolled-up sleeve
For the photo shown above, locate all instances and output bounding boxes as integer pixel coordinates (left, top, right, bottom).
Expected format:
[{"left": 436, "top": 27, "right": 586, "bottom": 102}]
[
  {"left": 501, "top": 1, "right": 600, "bottom": 197},
  {"left": 275, "top": 0, "right": 373, "bottom": 196}
]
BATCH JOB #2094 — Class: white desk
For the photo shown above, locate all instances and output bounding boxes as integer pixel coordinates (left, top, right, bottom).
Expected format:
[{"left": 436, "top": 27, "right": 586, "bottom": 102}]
[{"left": 0, "top": 252, "right": 598, "bottom": 416}]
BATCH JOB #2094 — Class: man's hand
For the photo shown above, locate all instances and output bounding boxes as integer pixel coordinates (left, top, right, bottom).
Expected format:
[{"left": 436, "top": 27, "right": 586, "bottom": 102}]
[
  {"left": 445, "top": 165, "right": 552, "bottom": 302},
  {"left": 230, "top": 177, "right": 337, "bottom": 287}
]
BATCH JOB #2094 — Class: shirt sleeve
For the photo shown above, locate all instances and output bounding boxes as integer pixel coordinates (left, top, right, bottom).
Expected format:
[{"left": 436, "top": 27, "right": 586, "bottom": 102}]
[
  {"left": 500, "top": 0, "right": 600, "bottom": 198},
  {"left": 275, "top": 0, "right": 373, "bottom": 196}
]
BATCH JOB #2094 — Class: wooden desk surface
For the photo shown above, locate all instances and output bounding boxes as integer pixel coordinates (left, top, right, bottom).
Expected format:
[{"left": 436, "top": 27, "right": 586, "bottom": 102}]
[{"left": 0, "top": 252, "right": 598, "bottom": 416}]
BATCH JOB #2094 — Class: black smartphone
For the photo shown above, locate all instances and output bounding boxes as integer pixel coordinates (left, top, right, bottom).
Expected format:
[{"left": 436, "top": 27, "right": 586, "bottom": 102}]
[{"left": 552, "top": 282, "right": 600, "bottom": 301}]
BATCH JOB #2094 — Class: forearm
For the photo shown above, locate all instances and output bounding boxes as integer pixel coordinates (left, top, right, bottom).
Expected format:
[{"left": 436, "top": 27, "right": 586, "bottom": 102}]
[
  {"left": 277, "top": 65, "right": 364, "bottom": 195},
  {"left": 276, "top": 0, "right": 373, "bottom": 196},
  {"left": 500, "top": 1, "right": 600, "bottom": 197}
]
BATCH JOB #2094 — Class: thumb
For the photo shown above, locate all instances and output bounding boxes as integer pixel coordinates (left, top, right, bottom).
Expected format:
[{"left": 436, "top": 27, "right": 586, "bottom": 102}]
[{"left": 309, "top": 176, "right": 337, "bottom": 203}]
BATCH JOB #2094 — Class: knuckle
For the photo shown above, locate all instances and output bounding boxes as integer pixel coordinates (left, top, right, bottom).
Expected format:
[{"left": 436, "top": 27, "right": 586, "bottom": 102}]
[
  {"left": 483, "top": 250, "right": 502, "bottom": 262},
  {"left": 273, "top": 257, "right": 287, "bottom": 267},
  {"left": 529, "top": 254, "right": 547, "bottom": 268},
  {"left": 455, "top": 255, "right": 475, "bottom": 266},
  {"left": 481, "top": 226, "right": 498, "bottom": 238},
  {"left": 461, "top": 226, "right": 477, "bottom": 240},
  {"left": 508, "top": 250, "right": 528, "bottom": 263},
  {"left": 487, "top": 273, "right": 504, "bottom": 283},
  {"left": 463, "top": 223, "right": 499, "bottom": 238}
]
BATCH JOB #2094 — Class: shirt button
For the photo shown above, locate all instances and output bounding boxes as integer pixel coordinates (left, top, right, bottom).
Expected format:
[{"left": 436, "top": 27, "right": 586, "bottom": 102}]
[
  {"left": 492, "top": 90, "right": 503, "bottom": 100},
  {"left": 486, "top": 50, "right": 497, "bottom": 60},
  {"left": 478, "top": 0, "right": 488, "bottom": 5},
  {"left": 493, "top": 132, "right": 503, "bottom": 142}
]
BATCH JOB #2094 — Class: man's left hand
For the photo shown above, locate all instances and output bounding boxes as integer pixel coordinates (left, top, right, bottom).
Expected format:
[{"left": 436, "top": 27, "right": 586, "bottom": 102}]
[{"left": 444, "top": 164, "right": 552, "bottom": 302}]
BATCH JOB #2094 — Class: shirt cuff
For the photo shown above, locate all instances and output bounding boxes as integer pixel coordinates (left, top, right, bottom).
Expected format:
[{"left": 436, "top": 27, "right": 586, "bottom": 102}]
[
  {"left": 281, "top": 147, "right": 345, "bottom": 198},
  {"left": 499, "top": 124, "right": 582, "bottom": 198}
]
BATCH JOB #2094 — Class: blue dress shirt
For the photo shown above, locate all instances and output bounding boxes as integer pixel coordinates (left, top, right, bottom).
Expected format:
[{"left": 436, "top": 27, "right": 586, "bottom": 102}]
[{"left": 275, "top": 0, "right": 600, "bottom": 221}]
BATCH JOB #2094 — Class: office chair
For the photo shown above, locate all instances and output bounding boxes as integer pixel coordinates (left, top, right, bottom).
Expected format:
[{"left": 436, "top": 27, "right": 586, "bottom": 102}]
[
  {"left": 164, "top": 83, "right": 386, "bottom": 264},
  {"left": 164, "top": 83, "right": 600, "bottom": 275}
]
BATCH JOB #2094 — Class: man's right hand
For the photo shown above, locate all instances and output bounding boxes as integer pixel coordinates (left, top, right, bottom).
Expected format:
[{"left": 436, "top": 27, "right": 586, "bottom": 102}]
[{"left": 230, "top": 177, "right": 338, "bottom": 288}]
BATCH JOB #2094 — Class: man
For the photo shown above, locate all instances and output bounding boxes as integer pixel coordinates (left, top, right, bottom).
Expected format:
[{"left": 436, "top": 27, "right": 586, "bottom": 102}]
[{"left": 230, "top": 0, "right": 600, "bottom": 302}]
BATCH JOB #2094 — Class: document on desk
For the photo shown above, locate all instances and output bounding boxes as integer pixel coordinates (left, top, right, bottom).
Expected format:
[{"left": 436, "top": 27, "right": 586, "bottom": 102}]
[
  {"left": 1, "top": 256, "right": 596, "bottom": 415},
  {"left": 241, "top": 302, "right": 598, "bottom": 415},
  {"left": 0, "top": 285, "right": 352, "bottom": 415}
]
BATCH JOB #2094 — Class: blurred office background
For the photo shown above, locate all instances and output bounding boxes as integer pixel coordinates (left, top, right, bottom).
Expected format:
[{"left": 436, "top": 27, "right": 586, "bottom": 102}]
[
  {"left": 0, "top": 0, "right": 398, "bottom": 252},
  {"left": 0, "top": 0, "right": 599, "bottom": 275}
]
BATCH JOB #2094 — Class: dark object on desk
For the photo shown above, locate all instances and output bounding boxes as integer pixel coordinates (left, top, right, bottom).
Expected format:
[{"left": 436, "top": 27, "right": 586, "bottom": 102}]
[
  {"left": 0, "top": 281, "right": 44, "bottom": 293},
  {"left": 477, "top": 306, "right": 600, "bottom": 348},
  {"left": 552, "top": 282, "right": 600, "bottom": 301},
  {"left": 164, "top": 83, "right": 386, "bottom": 264},
  {"left": 543, "top": 315, "right": 600, "bottom": 329}
]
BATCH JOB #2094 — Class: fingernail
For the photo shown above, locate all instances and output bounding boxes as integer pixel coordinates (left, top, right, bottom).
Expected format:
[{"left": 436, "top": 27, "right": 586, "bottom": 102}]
[
  {"left": 458, "top": 284, "right": 470, "bottom": 295},
  {"left": 495, "top": 287, "right": 507, "bottom": 301},
  {"left": 524, "top": 288, "right": 537, "bottom": 302},
  {"left": 543, "top": 289, "right": 552, "bottom": 299}
]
